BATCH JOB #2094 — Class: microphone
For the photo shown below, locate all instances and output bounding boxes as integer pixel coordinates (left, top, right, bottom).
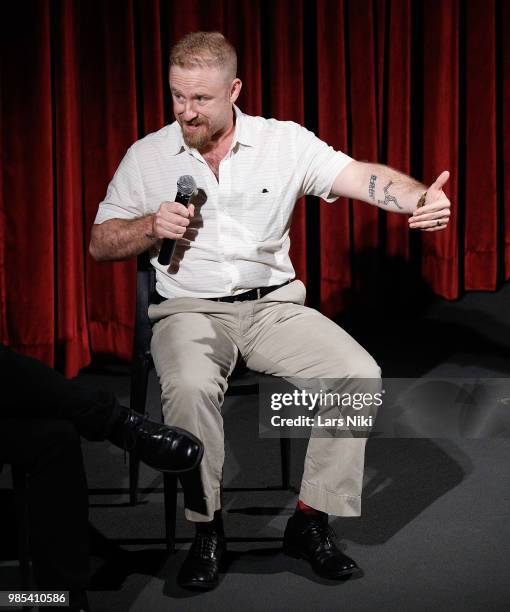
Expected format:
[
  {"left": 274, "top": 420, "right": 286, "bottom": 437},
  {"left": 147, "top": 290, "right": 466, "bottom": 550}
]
[{"left": 158, "top": 175, "right": 197, "bottom": 266}]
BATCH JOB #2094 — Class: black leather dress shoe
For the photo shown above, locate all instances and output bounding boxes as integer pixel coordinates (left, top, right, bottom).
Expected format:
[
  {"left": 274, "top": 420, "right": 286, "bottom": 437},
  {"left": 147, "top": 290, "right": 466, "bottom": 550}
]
[
  {"left": 107, "top": 407, "right": 203, "bottom": 473},
  {"left": 177, "top": 530, "right": 226, "bottom": 590},
  {"left": 283, "top": 512, "right": 361, "bottom": 579}
]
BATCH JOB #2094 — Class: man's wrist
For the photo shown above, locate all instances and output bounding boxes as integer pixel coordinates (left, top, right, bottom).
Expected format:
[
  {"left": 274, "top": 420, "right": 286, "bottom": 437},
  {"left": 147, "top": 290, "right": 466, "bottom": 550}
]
[{"left": 143, "top": 214, "right": 157, "bottom": 240}]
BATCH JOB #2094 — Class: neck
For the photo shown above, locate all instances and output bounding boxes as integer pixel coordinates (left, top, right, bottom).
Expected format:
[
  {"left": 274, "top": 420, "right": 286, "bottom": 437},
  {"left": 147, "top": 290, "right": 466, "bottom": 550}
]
[{"left": 200, "top": 108, "right": 236, "bottom": 155}]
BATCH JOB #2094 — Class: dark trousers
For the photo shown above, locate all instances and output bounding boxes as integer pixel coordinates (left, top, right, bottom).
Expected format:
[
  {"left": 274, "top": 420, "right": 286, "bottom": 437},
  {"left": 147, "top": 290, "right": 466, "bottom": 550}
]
[{"left": 0, "top": 344, "right": 120, "bottom": 596}]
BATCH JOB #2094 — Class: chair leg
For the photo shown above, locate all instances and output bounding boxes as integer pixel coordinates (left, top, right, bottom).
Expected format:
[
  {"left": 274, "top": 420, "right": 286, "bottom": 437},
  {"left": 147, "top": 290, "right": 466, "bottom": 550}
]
[
  {"left": 279, "top": 438, "right": 290, "bottom": 490},
  {"left": 129, "top": 453, "right": 140, "bottom": 506},
  {"left": 129, "top": 356, "right": 150, "bottom": 506},
  {"left": 163, "top": 473, "right": 178, "bottom": 554},
  {"left": 11, "top": 465, "right": 31, "bottom": 590}
]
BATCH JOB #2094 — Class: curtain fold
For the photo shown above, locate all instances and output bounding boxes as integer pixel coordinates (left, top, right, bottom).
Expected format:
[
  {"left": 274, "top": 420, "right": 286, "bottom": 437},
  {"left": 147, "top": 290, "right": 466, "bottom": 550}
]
[
  {"left": 54, "top": 0, "right": 90, "bottom": 373},
  {"left": 503, "top": 0, "right": 510, "bottom": 278},
  {"left": 265, "top": 0, "right": 307, "bottom": 285},
  {"left": 81, "top": 0, "right": 139, "bottom": 364},
  {"left": 1, "top": 2, "right": 55, "bottom": 365},
  {"left": 1, "top": 0, "right": 507, "bottom": 375},
  {"left": 422, "top": 0, "right": 460, "bottom": 299},
  {"left": 464, "top": 0, "right": 497, "bottom": 290},
  {"left": 317, "top": 0, "right": 351, "bottom": 317},
  {"left": 347, "top": 0, "right": 380, "bottom": 295},
  {"left": 380, "top": 0, "right": 412, "bottom": 262}
]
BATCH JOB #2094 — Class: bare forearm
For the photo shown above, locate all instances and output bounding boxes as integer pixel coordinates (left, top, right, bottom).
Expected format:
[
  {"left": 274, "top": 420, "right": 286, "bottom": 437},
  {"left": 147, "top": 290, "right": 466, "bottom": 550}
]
[
  {"left": 365, "top": 163, "right": 426, "bottom": 213},
  {"left": 332, "top": 161, "right": 427, "bottom": 214},
  {"left": 89, "top": 216, "right": 158, "bottom": 261}
]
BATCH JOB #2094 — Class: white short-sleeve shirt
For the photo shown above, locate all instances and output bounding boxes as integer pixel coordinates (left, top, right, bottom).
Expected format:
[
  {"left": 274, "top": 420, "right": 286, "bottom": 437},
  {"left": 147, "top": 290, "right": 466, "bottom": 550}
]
[{"left": 94, "top": 105, "right": 354, "bottom": 299}]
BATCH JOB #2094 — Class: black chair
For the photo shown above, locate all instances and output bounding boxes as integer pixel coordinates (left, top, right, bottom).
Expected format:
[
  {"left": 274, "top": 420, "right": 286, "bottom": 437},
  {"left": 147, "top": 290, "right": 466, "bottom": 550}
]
[
  {"left": 11, "top": 465, "right": 31, "bottom": 589},
  {"left": 129, "top": 252, "right": 291, "bottom": 552},
  {"left": 0, "top": 463, "right": 31, "bottom": 589}
]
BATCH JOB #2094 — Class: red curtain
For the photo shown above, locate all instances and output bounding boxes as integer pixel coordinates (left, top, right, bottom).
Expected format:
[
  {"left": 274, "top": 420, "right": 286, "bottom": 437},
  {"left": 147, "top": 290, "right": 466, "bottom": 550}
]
[{"left": 1, "top": 0, "right": 508, "bottom": 376}]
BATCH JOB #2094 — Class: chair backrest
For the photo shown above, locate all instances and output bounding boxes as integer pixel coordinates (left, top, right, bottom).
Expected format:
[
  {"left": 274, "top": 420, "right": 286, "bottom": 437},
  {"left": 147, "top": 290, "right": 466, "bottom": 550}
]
[
  {"left": 132, "top": 252, "right": 156, "bottom": 362},
  {"left": 130, "top": 252, "right": 157, "bottom": 416}
]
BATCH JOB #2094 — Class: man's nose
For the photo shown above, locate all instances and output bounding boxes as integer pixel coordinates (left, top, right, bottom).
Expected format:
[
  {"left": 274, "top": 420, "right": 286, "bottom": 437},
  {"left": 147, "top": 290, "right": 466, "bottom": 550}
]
[{"left": 181, "top": 101, "right": 198, "bottom": 121}]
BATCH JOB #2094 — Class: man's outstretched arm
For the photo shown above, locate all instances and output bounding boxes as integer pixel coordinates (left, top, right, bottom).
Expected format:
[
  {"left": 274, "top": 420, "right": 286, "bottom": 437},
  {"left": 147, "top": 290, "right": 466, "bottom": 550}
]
[{"left": 330, "top": 161, "right": 451, "bottom": 232}]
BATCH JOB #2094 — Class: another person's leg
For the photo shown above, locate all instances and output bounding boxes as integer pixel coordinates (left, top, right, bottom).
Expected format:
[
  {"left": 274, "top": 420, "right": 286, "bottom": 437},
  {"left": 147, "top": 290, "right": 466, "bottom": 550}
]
[
  {"left": 0, "top": 344, "right": 203, "bottom": 473},
  {"left": 0, "top": 419, "right": 90, "bottom": 611},
  {"left": 0, "top": 343, "right": 115, "bottom": 438}
]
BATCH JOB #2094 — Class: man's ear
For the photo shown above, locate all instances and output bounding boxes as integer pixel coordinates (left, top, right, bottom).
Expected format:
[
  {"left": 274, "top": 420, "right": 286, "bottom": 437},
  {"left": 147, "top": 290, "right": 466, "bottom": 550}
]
[{"left": 230, "top": 78, "right": 242, "bottom": 104}]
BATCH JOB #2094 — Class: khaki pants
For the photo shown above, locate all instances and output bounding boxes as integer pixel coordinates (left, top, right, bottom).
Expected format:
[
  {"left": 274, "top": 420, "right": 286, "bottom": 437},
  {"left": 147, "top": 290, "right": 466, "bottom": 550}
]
[{"left": 149, "top": 280, "right": 381, "bottom": 521}]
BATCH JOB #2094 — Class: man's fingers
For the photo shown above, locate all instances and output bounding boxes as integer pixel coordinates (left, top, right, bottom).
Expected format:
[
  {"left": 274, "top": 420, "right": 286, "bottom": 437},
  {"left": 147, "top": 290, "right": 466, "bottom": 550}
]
[
  {"left": 156, "top": 212, "right": 189, "bottom": 227},
  {"left": 156, "top": 202, "right": 193, "bottom": 225},
  {"left": 413, "top": 205, "right": 450, "bottom": 219},
  {"left": 409, "top": 219, "right": 449, "bottom": 231},
  {"left": 159, "top": 201, "right": 192, "bottom": 217},
  {"left": 421, "top": 224, "right": 448, "bottom": 232},
  {"left": 409, "top": 214, "right": 450, "bottom": 230},
  {"left": 154, "top": 200, "right": 195, "bottom": 239},
  {"left": 429, "top": 170, "right": 450, "bottom": 193},
  {"left": 409, "top": 193, "right": 450, "bottom": 228},
  {"left": 410, "top": 202, "right": 451, "bottom": 221},
  {"left": 153, "top": 217, "right": 188, "bottom": 239}
]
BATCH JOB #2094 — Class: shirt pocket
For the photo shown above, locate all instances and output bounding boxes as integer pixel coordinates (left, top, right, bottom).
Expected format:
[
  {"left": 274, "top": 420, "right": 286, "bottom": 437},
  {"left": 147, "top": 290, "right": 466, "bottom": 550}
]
[{"left": 240, "top": 182, "right": 284, "bottom": 242}]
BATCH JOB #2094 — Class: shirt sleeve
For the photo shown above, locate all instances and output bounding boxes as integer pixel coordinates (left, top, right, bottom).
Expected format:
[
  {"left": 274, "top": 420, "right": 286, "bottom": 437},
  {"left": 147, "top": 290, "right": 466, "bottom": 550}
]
[
  {"left": 294, "top": 124, "right": 354, "bottom": 203},
  {"left": 93, "top": 146, "right": 146, "bottom": 224}
]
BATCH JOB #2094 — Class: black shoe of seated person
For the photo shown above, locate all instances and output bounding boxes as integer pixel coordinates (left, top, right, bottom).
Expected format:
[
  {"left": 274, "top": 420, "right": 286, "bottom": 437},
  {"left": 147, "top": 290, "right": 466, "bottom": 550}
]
[
  {"left": 283, "top": 510, "right": 361, "bottom": 579},
  {"left": 178, "top": 513, "right": 226, "bottom": 590},
  {"left": 107, "top": 406, "right": 203, "bottom": 473}
]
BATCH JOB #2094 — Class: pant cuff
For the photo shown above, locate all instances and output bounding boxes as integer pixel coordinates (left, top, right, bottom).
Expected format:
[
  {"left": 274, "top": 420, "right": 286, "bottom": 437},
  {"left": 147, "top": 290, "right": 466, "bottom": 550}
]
[
  {"left": 299, "top": 479, "right": 361, "bottom": 516},
  {"left": 184, "top": 487, "right": 222, "bottom": 522}
]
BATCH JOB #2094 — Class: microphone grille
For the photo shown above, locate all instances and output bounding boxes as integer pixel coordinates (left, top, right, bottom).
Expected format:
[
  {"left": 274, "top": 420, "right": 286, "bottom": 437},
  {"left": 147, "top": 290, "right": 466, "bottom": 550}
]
[{"left": 177, "top": 175, "right": 197, "bottom": 196}]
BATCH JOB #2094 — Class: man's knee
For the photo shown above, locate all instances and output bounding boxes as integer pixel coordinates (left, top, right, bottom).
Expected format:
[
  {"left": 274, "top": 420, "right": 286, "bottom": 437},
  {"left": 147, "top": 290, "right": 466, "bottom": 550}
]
[
  {"left": 356, "top": 354, "right": 381, "bottom": 380},
  {"left": 328, "top": 350, "right": 381, "bottom": 381},
  {"left": 160, "top": 372, "right": 225, "bottom": 414}
]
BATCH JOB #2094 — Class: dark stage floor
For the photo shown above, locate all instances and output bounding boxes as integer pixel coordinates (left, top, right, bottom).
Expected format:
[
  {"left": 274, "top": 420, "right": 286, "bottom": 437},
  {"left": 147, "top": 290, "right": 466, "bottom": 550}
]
[{"left": 2, "top": 280, "right": 510, "bottom": 611}]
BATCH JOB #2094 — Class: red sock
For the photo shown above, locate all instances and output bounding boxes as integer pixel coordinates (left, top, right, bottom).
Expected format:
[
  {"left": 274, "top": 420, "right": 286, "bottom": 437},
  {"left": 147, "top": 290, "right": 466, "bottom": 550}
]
[{"left": 296, "top": 499, "right": 323, "bottom": 516}]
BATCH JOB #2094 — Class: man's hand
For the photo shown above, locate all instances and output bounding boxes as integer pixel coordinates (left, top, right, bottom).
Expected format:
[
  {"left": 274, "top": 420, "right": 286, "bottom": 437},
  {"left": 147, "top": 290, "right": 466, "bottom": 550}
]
[
  {"left": 152, "top": 201, "right": 195, "bottom": 239},
  {"left": 408, "top": 170, "right": 451, "bottom": 232}
]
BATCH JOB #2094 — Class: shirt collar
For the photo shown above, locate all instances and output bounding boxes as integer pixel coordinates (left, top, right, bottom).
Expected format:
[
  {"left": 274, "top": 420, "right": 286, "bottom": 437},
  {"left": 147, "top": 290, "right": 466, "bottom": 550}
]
[
  {"left": 168, "top": 104, "right": 257, "bottom": 156},
  {"left": 231, "top": 104, "right": 257, "bottom": 148}
]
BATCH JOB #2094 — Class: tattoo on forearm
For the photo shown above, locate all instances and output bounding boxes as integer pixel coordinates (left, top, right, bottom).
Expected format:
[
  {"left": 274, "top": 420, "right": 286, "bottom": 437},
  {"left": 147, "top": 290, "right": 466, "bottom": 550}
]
[
  {"left": 378, "top": 180, "right": 403, "bottom": 210},
  {"left": 369, "top": 174, "right": 377, "bottom": 200}
]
